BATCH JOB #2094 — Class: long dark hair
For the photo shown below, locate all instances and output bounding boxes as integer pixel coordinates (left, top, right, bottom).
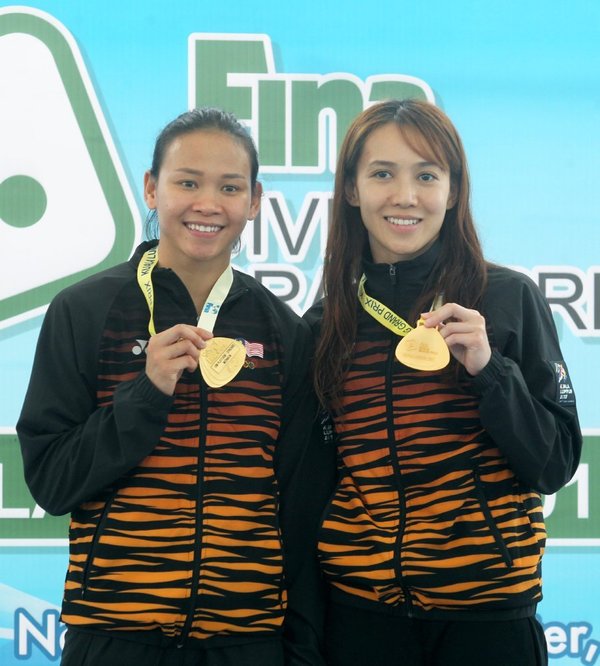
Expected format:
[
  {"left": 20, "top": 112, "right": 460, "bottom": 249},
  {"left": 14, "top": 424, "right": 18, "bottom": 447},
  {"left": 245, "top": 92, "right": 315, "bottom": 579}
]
[
  {"left": 145, "top": 107, "right": 259, "bottom": 239},
  {"left": 313, "top": 99, "right": 487, "bottom": 408}
]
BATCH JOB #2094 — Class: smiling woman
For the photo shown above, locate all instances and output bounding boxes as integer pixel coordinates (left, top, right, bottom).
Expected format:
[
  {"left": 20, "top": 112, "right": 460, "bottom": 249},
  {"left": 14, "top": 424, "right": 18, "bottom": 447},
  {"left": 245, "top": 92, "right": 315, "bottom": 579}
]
[
  {"left": 305, "top": 98, "right": 582, "bottom": 666},
  {"left": 17, "top": 107, "right": 328, "bottom": 666}
]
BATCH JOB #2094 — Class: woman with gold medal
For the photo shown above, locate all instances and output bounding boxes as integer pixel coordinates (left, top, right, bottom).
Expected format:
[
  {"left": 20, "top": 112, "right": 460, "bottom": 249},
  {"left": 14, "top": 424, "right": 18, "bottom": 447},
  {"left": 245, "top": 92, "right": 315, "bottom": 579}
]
[
  {"left": 305, "top": 99, "right": 582, "bottom": 666},
  {"left": 18, "top": 108, "right": 328, "bottom": 665}
]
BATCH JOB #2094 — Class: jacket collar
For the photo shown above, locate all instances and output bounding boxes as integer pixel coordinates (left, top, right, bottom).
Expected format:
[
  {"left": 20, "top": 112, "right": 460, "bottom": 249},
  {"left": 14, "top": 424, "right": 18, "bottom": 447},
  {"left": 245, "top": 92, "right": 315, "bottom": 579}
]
[{"left": 362, "top": 239, "right": 442, "bottom": 290}]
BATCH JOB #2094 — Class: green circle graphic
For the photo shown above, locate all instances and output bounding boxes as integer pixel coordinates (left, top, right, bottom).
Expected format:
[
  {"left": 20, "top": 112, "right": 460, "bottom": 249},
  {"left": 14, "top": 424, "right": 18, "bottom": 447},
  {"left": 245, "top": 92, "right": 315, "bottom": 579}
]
[{"left": 0, "top": 175, "right": 47, "bottom": 228}]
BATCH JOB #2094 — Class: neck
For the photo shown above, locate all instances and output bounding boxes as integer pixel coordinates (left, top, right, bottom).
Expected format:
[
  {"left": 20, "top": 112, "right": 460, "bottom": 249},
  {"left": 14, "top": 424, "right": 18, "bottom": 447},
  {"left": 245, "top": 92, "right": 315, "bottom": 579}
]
[
  {"left": 156, "top": 244, "right": 229, "bottom": 315},
  {"left": 179, "top": 265, "right": 228, "bottom": 315}
]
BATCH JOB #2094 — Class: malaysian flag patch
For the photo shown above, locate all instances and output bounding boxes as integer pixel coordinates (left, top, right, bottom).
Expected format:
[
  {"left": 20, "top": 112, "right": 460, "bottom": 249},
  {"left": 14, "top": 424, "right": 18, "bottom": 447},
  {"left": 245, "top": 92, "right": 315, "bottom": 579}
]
[{"left": 243, "top": 340, "right": 264, "bottom": 358}]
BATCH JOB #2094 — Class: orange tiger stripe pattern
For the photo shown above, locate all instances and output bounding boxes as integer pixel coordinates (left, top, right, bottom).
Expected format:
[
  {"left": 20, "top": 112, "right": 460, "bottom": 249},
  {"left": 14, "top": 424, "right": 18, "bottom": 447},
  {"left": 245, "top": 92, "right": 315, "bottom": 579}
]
[
  {"left": 61, "top": 280, "right": 289, "bottom": 641},
  {"left": 319, "top": 319, "right": 546, "bottom": 617}
]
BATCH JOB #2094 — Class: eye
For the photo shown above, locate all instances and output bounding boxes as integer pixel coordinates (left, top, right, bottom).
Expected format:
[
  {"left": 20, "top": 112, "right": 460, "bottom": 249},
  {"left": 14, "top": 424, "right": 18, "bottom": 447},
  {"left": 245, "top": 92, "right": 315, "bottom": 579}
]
[
  {"left": 418, "top": 172, "right": 438, "bottom": 183},
  {"left": 222, "top": 184, "right": 239, "bottom": 193},
  {"left": 179, "top": 180, "right": 197, "bottom": 189},
  {"left": 372, "top": 170, "right": 392, "bottom": 180}
]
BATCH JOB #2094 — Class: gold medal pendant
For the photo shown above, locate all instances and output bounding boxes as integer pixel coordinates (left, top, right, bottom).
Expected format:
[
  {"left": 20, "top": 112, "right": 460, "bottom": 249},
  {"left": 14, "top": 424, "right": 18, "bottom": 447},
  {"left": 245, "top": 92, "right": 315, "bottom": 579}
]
[
  {"left": 395, "top": 319, "right": 450, "bottom": 371},
  {"left": 199, "top": 337, "right": 246, "bottom": 388}
]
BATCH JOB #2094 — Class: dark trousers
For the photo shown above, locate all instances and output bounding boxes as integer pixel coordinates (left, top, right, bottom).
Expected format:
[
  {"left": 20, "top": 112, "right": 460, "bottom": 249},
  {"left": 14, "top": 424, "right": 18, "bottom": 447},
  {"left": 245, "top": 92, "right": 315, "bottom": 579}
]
[
  {"left": 60, "top": 629, "right": 285, "bottom": 666},
  {"left": 325, "top": 602, "right": 548, "bottom": 666}
]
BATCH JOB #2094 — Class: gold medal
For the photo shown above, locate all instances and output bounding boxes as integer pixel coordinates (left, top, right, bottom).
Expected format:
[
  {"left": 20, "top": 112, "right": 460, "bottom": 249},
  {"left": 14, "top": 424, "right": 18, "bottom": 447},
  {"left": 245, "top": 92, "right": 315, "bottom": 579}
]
[
  {"left": 395, "top": 318, "right": 450, "bottom": 371},
  {"left": 199, "top": 337, "right": 246, "bottom": 388}
]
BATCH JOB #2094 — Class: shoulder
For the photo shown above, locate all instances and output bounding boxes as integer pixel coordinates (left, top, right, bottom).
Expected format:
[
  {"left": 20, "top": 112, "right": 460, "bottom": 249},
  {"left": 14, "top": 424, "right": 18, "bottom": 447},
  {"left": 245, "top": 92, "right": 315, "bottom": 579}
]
[
  {"left": 483, "top": 263, "right": 548, "bottom": 313},
  {"left": 486, "top": 263, "right": 538, "bottom": 290},
  {"left": 482, "top": 263, "right": 556, "bottom": 350},
  {"left": 50, "top": 260, "right": 133, "bottom": 310},
  {"left": 232, "top": 269, "right": 311, "bottom": 336},
  {"left": 43, "top": 260, "right": 136, "bottom": 340},
  {"left": 50, "top": 242, "right": 151, "bottom": 310}
]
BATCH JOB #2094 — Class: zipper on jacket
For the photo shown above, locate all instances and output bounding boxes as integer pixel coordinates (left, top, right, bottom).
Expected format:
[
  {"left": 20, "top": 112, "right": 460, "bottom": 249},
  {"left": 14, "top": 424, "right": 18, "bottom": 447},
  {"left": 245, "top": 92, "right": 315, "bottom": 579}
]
[
  {"left": 384, "top": 331, "right": 412, "bottom": 613},
  {"left": 161, "top": 272, "right": 250, "bottom": 645},
  {"left": 389, "top": 264, "right": 397, "bottom": 285},
  {"left": 177, "top": 371, "right": 209, "bottom": 647}
]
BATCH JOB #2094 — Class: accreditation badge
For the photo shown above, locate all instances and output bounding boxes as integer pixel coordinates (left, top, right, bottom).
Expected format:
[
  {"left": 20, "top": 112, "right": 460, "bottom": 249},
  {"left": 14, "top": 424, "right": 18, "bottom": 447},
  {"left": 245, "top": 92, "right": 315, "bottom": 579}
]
[
  {"left": 199, "top": 337, "right": 246, "bottom": 388},
  {"left": 395, "top": 318, "right": 450, "bottom": 371}
]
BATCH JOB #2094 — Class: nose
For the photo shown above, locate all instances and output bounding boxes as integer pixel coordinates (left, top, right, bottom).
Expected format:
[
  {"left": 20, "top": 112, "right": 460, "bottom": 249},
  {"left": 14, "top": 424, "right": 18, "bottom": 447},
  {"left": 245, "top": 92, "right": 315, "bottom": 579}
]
[
  {"left": 191, "top": 187, "right": 221, "bottom": 214},
  {"left": 390, "top": 178, "right": 417, "bottom": 207}
]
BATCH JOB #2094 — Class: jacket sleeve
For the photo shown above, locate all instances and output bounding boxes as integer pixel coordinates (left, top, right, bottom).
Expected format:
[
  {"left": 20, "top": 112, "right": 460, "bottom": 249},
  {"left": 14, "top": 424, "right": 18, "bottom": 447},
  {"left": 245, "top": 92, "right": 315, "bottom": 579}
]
[
  {"left": 472, "top": 270, "right": 582, "bottom": 495},
  {"left": 275, "top": 317, "right": 337, "bottom": 666},
  {"left": 16, "top": 289, "right": 173, "bottom": 516}
]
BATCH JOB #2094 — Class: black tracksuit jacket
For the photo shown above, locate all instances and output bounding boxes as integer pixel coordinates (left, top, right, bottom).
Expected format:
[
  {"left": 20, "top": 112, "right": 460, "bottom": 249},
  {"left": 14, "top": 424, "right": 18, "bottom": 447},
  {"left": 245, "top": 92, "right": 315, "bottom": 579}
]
[
  {"left": 305, "top": 241, "right": 582, "bottom": 621},
  {"left": 18, "top": 241, "right": 329, "bottom": 662}
]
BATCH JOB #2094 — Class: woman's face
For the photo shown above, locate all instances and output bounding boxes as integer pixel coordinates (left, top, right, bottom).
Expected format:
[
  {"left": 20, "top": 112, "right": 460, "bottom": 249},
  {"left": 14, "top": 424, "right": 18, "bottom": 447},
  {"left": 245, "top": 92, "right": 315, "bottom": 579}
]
[
  {"left": 347, "top": 122, "right": 454, "bottom": 264},
  {"left": 144, "top": 129, "right": 261, "bottom": 273}
]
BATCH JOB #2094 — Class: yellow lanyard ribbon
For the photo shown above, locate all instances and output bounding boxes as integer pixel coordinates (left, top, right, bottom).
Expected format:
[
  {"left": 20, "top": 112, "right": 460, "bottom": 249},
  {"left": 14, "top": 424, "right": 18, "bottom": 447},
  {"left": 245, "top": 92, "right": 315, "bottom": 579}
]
[
  {"left": 137, "top": 247, "right": 159, "bottom": 336},
  {"left": 358, "top": 274, "right": 443, "bottom": 338},
  {"left": 358, "top": 274, "right": 413, "bottom": 338}
]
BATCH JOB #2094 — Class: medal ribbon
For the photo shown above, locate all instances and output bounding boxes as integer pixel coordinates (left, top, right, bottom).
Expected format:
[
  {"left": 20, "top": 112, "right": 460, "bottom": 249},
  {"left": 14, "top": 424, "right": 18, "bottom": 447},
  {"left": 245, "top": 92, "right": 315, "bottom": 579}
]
[
  {"left": 136, "top": 247, "right": 234, "bottom": 336},
  {"left": 357, "top": 274, "right": 444, "bottom": 338},
  {"left": 358, "top": 274, "right": 413, "bottom": 337}
]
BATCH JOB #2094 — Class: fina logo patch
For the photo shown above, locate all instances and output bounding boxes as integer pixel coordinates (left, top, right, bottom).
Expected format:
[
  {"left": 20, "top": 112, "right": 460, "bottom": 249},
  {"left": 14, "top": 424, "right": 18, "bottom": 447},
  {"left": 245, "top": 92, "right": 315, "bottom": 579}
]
[{"left": 553, "top": 361, "right": 575, "bottom": 405}]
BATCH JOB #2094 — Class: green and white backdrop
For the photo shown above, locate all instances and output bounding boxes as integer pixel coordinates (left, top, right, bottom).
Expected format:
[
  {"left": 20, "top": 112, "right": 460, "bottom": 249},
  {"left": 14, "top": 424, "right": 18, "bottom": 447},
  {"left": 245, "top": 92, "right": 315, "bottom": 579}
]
[{"left": 0, "top": 2, "right": 599, "bottom": 662}]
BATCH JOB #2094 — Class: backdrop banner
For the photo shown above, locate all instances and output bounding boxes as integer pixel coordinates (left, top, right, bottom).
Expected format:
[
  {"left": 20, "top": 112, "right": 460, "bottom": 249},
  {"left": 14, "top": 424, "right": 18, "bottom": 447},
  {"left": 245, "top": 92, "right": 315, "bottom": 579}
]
[{"left": 1, "top": 3, "right": 598, "bottom": 663}]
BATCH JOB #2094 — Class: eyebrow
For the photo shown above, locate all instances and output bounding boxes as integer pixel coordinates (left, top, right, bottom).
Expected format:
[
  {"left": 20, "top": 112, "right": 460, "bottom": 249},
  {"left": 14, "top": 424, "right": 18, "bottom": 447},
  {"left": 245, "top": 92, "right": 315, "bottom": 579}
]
[
  {"left": 367, "top": 159, "right": 444, "bottom": 169},
  {"left": 175, "top": 167, "right": 246, "bottom": 180}
]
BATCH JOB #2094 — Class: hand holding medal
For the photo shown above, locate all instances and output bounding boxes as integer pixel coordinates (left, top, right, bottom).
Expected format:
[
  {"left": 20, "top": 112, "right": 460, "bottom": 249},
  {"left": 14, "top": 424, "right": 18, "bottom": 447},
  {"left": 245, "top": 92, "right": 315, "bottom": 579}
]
[
  {"left": 138, "top": 249, "right": 248, "bottom": 391},
  {"left": 145, "top": 324, "right": 213, "bottom": 396},
  {"left": 419, "top": 303, "right": 492, "bottom": 376}
]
